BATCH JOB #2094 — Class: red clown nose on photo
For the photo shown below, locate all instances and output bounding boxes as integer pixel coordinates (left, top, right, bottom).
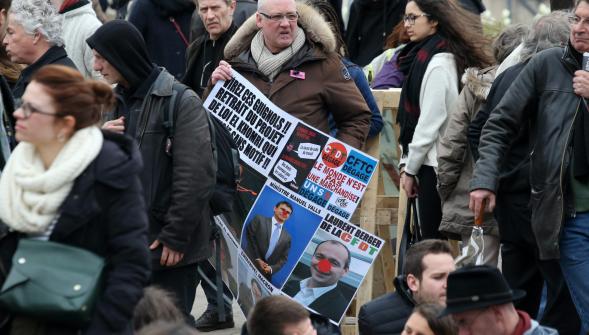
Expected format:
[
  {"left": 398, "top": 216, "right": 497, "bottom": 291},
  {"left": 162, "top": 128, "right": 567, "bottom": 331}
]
[{"left": 318, "top": 258, "right": 331, "bottom": 273}]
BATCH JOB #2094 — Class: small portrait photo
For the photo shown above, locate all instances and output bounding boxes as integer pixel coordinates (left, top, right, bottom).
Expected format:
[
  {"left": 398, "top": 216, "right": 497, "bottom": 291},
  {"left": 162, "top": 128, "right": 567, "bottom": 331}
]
[{"left": 240, "top": 184, "right": 322, "bottom": 288}]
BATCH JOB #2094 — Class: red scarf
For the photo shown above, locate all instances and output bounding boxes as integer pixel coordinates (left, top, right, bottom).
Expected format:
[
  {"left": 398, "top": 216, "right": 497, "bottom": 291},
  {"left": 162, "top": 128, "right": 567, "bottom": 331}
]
[{"left": 59, "top": 0, "right": 88, "bottom": 14}]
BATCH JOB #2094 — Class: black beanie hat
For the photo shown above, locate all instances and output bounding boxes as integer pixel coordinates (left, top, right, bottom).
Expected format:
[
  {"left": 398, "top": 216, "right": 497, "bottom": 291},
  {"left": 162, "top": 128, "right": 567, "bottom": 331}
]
[{"left": 86, "top": 20, "right": 154, "bottom": 89}]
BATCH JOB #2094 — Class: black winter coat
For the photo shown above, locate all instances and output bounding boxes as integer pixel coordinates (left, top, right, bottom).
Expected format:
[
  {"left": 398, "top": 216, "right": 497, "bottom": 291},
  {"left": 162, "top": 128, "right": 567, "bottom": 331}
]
[
  {"left": 471, "top": 44, "right": 583, "bottom": 260},
  {"left": 128, "top": 0, "right": 194, "bottom": 79},
  {"left": 357, "top": 276, "right": 415, "bottom": 335},
  {"left": 0, "top": 131, "right": 151, "bottom": 334},
  {"left": 468, "top": 63, "right": 533, "bottom": 195},
  {"left": 345, "top": 0, "right": 406, "bottom": 67},
  {"left": 12, "top": 46, "right": 77, "bottom": 100}
]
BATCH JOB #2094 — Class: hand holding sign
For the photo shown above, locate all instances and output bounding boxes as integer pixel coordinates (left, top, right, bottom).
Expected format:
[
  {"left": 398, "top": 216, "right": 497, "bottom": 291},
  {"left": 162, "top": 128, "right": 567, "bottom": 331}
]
[{"left": 211, "top": 60, "right": 233, "bottom": 85}]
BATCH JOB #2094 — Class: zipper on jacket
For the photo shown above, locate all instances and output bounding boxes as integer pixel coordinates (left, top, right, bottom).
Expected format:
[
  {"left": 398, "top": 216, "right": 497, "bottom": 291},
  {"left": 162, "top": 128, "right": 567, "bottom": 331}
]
[
  {"left": 137, "top": 97, "right": 153, "bottom": 147},
  {"left": 559, "top": 99, "right": 581, "bottom": 224}
]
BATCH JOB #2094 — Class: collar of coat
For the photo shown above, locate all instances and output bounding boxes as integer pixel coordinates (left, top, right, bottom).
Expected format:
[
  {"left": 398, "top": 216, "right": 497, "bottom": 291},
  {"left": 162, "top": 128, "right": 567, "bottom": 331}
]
[
  {"left": 461, "top": 65, "right": 497, "bottom": 100},
  {"left": 224, "top": 2, "right": 336, "bottom": 60}
]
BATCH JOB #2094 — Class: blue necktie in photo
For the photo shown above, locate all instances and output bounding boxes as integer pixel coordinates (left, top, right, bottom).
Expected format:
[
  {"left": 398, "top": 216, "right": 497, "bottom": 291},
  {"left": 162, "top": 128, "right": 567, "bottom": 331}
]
[{"left": 265, "top": 224, "right": 281, "bottom": 260}]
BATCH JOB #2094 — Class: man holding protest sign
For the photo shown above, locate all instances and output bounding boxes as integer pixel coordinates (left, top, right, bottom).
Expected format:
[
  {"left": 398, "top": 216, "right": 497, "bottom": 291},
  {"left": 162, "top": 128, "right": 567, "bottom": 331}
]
[
  {"left": 283, "top": 240, "right": 351, "bottom": 321},
  {"left": 209, "top": 0, "right": 371, "bottom": 149},
  {"left": 244, "top": 201, "right": 293, "bottom": 279}
]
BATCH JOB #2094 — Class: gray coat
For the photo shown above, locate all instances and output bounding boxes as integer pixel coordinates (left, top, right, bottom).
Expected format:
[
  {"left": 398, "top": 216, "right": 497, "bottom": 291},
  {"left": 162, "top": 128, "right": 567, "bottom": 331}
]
[
  {"left": 108, "top": 69, "right": 216, "bottom": 269},
  {"left": 437, "top": 66, "right": 499, "bottom": 239}
]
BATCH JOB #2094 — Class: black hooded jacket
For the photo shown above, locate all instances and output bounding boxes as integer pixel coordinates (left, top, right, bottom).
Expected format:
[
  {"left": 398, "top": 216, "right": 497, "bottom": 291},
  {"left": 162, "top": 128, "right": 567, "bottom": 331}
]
[{"left": 87, "top": 20, "right": 216, "bottom": 269}]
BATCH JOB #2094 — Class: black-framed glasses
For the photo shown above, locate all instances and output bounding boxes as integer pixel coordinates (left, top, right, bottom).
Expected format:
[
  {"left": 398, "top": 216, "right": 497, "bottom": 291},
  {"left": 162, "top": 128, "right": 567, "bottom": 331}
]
[
  {"left": 403, "top": 13, "right": 430, "bottom": 25},
  {"left": 259, "top": 11, "right": 299, "bottom": 22},
  {"left": 15, "top": 99, "right": 61, "bottom": 119}
]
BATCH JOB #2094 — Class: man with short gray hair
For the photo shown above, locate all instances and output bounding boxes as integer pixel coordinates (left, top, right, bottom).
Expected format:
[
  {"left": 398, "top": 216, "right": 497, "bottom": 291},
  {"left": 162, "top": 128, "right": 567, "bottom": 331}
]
[
  {"left": 3, "top": 0, "right": 76, "bottom": 99},
  {"left": 184, "top": 0, "right": 237, "bottom": 97}
]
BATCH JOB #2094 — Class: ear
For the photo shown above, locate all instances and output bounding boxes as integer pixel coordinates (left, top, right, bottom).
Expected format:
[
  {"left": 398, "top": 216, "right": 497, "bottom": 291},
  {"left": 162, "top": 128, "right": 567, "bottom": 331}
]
[
  {"left": 406, "top": 274, "right": 420, "bottom": 293},
  {"left": 32, "top": 30, "right": 42, "bottom": 45},
  {"left": 256, "top": 12, "right": 263, "bottom": 29},
  {"left": 60, "top": 115, "right": 77, "bottom": 136},
  {"left": 229, "top": 0, "right": 237, "bottom": 13},
  {"left": 0, "top": 9, "right": 6, "bottom": 27}
]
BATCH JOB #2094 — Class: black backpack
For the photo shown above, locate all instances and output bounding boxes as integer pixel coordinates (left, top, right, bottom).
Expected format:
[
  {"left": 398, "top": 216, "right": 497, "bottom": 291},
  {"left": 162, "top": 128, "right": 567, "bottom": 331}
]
[{"left": 162, "top": 82, "right": 240, "bottom": 216}]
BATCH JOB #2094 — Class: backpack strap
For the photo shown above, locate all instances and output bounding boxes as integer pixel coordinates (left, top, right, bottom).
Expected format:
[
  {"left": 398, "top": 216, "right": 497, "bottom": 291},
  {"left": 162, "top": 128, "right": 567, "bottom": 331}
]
[
  {"left": 162, "top": 82, "right": 188, "bottom": 156},
  {"left": 204, "top": 109, "right": 219, "bottom": 166}
]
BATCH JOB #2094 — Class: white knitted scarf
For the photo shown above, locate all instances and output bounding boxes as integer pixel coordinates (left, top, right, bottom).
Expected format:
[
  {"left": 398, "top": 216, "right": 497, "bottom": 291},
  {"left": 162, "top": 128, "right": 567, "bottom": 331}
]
[
  {"left": 0, "top": 126, "right": 103, "bottom": 234},
  {"left": 251, "top": 26, "right": 306, "bottom": 81}
]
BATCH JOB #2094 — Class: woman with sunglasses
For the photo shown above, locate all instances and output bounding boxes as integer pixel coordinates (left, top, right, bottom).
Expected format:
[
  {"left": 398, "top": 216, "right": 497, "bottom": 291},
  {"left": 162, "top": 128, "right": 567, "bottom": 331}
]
[
  {"left": 398, "top": 0, "right": 492, "bottom": 239},
  {"left": 0, "top": 64, "right": 150, "bottom": 334}
]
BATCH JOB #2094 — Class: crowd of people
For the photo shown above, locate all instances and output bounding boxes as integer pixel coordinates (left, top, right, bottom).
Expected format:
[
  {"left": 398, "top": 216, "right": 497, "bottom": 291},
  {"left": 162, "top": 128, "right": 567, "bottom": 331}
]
[{"left": 0, "top": 0, "right": 587, "bottom": 334}]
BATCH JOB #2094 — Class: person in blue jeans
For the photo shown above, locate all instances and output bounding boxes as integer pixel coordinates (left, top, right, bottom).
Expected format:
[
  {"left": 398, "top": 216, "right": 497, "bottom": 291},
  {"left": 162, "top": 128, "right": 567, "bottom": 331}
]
[{"left": 470, "top": 1, "right": 589, "bottom": 332}]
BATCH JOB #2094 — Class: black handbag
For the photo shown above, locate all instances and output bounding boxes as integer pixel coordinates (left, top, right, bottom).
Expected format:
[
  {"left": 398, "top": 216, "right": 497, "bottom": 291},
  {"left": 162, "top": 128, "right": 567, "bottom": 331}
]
[
  {"left": 0, "top": 239, "right": 105, "bottom": 327},
  {"left": 397, "top": 197, "right": 422, "bottom": 275}
]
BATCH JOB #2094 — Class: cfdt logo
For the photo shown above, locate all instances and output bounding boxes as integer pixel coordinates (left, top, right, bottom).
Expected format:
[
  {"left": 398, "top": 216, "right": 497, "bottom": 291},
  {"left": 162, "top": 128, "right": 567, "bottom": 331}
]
[{"left": 321, "top": 142, "right": 348, "bottom": 169}]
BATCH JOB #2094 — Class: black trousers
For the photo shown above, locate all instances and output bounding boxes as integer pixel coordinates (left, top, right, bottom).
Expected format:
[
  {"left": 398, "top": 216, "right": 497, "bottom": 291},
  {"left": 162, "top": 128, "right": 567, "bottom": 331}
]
[
  {"left": 151, "top": 264, "right": 199, "bottom": 326},
  {"left": 196, "top": 260, "right": 233, "bottom": 315},
  {"left": 416, "top": 165, "right": 444, "bottom": 239},
  {"left": 495, "top": 193, "right": 580, "bottom": 335}
]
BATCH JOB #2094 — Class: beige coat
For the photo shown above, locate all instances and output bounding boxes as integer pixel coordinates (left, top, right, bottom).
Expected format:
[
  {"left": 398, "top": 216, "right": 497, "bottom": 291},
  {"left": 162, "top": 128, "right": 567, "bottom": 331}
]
[{"left": 437, "top": 66, "right": 499, "bottom": 239}]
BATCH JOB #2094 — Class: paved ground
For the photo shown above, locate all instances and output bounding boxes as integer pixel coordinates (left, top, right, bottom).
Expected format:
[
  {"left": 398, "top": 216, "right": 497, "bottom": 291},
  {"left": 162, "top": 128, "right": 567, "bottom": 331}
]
[{"left": 191, "top": 286, "right": 246, "bottom": 335}]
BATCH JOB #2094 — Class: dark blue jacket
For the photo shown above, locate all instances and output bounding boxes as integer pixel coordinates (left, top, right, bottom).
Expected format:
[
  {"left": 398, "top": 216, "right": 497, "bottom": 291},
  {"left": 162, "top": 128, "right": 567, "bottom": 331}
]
[
  {"left": 358, "top": 276, "right": 415, "bottom": 335},
  {"left": 330, "top": 58, "right": 383, "bottom": 138},
  {"left": 128, "top": 0, "right": 195, "bottom": 79}
]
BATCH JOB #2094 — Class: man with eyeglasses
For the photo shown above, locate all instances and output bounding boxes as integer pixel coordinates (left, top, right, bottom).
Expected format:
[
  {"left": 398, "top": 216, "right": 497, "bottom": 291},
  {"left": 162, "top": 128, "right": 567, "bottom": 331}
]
[
  {"left": 209, "top": 0, "right": 371, "bottom": 150},
  {"left": 243, "top": 201, "right": 293, "bottom": 280},
  {"left": 470, "top": 0, "right": 589, "bottom": 333},
  {"left": 440, "top": 266, "right": 557, "bottom": 335}
]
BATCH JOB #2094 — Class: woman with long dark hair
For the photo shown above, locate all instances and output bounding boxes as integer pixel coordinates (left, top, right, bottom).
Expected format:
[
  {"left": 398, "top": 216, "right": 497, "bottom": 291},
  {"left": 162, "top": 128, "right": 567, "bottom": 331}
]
[{"left": 398, "top": 0, "right": 492, "bottom": 239}]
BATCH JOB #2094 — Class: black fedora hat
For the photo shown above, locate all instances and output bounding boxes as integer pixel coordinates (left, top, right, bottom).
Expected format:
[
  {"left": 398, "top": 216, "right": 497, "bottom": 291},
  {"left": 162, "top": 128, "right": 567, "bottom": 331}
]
[{"left": 439, "top": 265, "right": 526, "bottom": 317}]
